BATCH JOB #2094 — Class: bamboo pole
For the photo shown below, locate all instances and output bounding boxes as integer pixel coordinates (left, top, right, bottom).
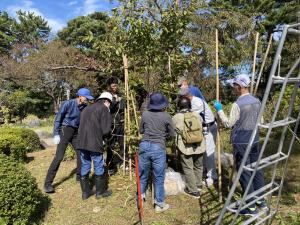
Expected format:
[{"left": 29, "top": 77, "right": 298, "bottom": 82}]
[
  {"left": 168, "top": 53, "right": 171, "bottom": 77},
  {"left": 123, "top": 54, "right": 129, "bottom": 175},
  {"left": 215, "top": 29, "right": 222, "bottom": 203},
  {"left": 130, "top": 92, "right": 140, "bottom": 138},
  {"left": 127, "top": 101, "right": 132, "bottom": 181},
  {"left": 250, "top": 32, "right": 260, "bottom": 94},
  {"left": 254, "top": 34, "right": 273, "bottom": 96}
]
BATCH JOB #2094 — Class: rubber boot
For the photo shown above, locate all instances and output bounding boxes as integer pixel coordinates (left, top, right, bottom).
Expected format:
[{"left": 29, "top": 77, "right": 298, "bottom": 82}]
[
  {"left": 95, "top": 174, "right": 112, "bottom": 199},
  {"left": 80, "top": 175, "right": 91, "bottom": 200}
]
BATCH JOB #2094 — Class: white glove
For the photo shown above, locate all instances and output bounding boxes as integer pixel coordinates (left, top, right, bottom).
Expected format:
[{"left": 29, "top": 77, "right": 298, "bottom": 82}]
[{"left": 53, "top": 135, "right": 60, "bottom": 145}]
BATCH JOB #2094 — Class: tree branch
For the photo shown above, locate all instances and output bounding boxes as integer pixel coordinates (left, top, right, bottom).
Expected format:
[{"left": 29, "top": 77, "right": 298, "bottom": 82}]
[{"left": 46, "top": 65, "right": 103, "bottom": 72}]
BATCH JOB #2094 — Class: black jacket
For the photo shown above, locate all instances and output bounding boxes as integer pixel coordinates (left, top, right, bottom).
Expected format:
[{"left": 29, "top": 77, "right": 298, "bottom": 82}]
[{"left": 78, "top": 101, "right": 111, "bottom": 152}]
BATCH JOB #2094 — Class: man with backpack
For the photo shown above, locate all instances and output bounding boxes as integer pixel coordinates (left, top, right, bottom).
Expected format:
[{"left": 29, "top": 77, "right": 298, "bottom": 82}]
[
  {"left": 179, "top": 88, "right": 218, "bottom": 187},
  {"left": 173, "top": 96, "right": 206, "bottom": 198}
]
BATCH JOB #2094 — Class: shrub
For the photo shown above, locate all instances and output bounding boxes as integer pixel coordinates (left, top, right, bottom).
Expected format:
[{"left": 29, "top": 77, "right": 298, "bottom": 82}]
[
  {"left": 63, "top": 144, "right": 76, "bottom": 161},
  {"left": 0, "top": 154, "right": 49, "bottom": 225},
  {"left": 0, "top": 126, "right": 41, "bottom": 161}
]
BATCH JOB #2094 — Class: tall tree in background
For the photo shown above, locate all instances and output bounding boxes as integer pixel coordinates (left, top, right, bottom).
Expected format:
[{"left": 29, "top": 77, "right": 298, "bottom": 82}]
[
  {"left": 58, "top": 12, "right": 109, "bottom": 55},
  {"left": 0, "top": 11, "right": 16, "bottom": 54}
]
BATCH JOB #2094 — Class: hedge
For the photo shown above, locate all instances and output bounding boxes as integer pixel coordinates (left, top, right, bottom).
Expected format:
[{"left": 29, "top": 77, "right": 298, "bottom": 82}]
[
  {"left": 0, "top": 126, "right": 41, "bottom": 161},
  {"left": 0, "top": 154, "right": 48, "bottom": 225}
]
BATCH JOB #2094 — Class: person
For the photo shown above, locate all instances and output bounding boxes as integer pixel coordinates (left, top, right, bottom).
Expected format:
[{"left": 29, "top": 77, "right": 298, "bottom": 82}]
[
  {"left": 214, "top": 74, "right": 266, "bottom": 215},
  {"left": 138, "top": 92, "right": 175, "bottom": 213},
  {"left": 172, "top": 96, "right": 206, "bottom": 199},
  {"left": 177, "top": 76, "right": 205, "bottom": 100},
  {"left": 44, "top": 88, "right": 94, "bottom": 193},
  {"left": 77, "top": 92, "right": 113, "bottom": 200},
  {"left": 106, "top": 76, "right": 125, "bottom": 175},
  {"left": 179, "top": 88, "right": 218, "bottom": 187}
]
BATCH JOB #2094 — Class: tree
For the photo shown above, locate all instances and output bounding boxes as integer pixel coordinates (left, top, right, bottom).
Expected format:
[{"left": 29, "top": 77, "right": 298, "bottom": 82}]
[
  {"left": 14, "top": 10, "right": 50, "bottom": 47},
  {"left": 0, "top": 11, "right": 16, "bottom": 54},
  {"left": 58, "top": 12, "right": 109, "bottom": 55},
  {"left": 14, "top": 40, "right": 102, "bottom": 112}
]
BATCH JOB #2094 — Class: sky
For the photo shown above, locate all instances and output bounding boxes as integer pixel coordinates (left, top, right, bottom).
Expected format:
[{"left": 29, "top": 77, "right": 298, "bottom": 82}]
[{"left": 0, "top": 0, "right": 119, "bottom": 33}]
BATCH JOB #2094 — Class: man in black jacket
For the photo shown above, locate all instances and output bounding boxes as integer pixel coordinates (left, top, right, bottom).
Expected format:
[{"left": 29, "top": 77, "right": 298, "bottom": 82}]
[{"left": 77, "top": 92, "right": 113, "bottom": 200}]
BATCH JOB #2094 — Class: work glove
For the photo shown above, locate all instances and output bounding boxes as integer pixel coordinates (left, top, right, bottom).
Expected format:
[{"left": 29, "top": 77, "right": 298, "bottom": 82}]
[
  {"left": 53, "top": 135, "right": 60, "bottom": 145},
  {"left": 214, "top": 101, "right": 223, "bottom": 112}
]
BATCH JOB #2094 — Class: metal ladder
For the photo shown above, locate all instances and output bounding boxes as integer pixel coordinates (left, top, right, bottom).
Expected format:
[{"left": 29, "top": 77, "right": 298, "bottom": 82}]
[{"left": 215, "top": 23, "right": 300, "bottom": 225}]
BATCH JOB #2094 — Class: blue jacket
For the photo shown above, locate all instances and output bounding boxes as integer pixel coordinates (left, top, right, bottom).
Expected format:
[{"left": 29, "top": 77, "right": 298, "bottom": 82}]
[
  {"left": 189, "top": 85, "right": 205, "bottom": 101},
  {"left": 53, "top": 99, "right": 86, "bottom": 135}
]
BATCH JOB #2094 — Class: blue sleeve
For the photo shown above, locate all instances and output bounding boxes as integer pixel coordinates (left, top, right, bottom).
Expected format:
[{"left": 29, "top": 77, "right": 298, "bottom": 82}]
[
  {"left": 189, "top": 86, "right": 206, "bottom": 101},
  {"left": 53, "top": 101, "right": 69, "bottom": 135}
]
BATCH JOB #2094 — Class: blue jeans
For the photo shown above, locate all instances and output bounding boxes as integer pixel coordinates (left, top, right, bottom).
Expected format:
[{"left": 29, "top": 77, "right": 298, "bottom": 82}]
[
  {"left": 139, "top": 141, "right": 166, "bottom": 207},
  {"left": 233, "top": 142, "right": 265, "bottom": 208},
  {"left": 80, "top": 150, "right": 105, "bottom": 176}
]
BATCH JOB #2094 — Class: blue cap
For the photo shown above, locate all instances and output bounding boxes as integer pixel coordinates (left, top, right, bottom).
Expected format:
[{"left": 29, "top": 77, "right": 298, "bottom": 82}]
[
  {"left": 147, "top": 92, "right": 169, "bottom": 110},
  {"left": 77, "top": 88, "right": 94, "bottom": 100}
]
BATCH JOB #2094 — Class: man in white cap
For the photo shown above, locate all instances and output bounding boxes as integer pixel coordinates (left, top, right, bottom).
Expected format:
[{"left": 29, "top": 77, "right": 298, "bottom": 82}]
[
  {"left": 77, "top": 92, "right": 113, "bottom": 200},
  {"left": 214, "top": 74, "right": 266, "bottom": 216}
]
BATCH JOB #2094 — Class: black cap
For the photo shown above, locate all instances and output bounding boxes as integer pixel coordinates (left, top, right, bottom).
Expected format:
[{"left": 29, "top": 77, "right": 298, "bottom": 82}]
[
  {"left": 107, "top": 76, "right": 119, "bottom": 86},
  {"left": 177, "top": 96, "right": 191, "bottom": 110}
]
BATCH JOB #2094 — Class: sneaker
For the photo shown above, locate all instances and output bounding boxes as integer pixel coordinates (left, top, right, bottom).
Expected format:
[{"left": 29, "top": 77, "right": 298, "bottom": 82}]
[
  {"left": 239, "top": 207, "right": 259, "bottom": 216},
  {"left": 256, "top": 200, "right": 269, "bottom": 211},
  {"left": 43, "top": 184, "right": 55, "bottom": 193},
  {"left": 155, "top": 204, "right": 170, "bottom": 213},
  {"left": 183, "top": 188, "right": 200, "bottom": 199}
]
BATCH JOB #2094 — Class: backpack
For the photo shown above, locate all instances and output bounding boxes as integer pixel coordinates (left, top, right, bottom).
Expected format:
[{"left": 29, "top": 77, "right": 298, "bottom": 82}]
[{"left": 182, "top": 112, "right": 203, "bottom": 144}]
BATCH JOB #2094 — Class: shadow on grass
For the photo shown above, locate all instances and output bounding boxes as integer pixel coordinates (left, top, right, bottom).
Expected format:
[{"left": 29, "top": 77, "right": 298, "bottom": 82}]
[
  {"left": 32, "top": 192, "right": 52, "bottom": 225},
  {"left": 53, "top": 168, "right": 77, "bottom": 188},
  {"left": 25, "top": 156, "right": 35, "bottom": 163}
]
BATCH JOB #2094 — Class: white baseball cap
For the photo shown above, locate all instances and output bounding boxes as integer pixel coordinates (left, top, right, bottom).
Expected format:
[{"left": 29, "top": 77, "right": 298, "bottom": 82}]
[
  {"left": 98, "top": 92, "right": 113, "bottom": 102},
  {"left": 227, "top": 74, "right": 251, "bottom": 87}
]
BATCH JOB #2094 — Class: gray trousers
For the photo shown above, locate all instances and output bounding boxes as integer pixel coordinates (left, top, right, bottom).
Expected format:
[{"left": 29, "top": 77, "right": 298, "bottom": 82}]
[{"left": 180, "top": 153, "right": 204, "bottom": 193}]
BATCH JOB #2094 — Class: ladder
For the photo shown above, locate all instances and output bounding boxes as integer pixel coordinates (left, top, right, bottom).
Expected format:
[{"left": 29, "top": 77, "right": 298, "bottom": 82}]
[{"left": 215, "top": 23, "right": 300, "bottom": 225}]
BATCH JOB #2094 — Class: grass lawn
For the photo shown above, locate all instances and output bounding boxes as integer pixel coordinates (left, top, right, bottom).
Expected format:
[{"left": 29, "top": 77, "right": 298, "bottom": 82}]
[{"left": 21, "top": 118, "right": 300, "bottom": 225}]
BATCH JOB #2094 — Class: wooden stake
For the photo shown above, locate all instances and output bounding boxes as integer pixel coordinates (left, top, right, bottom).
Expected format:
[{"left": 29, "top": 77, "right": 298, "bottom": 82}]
[
  {"left": 215, "top": 29, "right": 222, "bottom": 203},
  {"left": 251, "top": 32, "right": 260, "bottom": 94},
  {"left": 122, "top": 54, "right": 129, "bottom": 175},
  {"left": 254, "top": 34, "right": 273, "bottom": 96},
  {"left": 130, "top": 92, "right": 140, "bottom": 138},
  {"left": 216, "top": 29, "right": 222, "bottom": 202},
  {"left": 168, "top": 53, "right": 171, "bottom": 77}
]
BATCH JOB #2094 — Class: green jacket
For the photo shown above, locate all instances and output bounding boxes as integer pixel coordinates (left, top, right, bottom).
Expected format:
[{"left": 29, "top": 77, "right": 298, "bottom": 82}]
[{"left": 172, "top": 110, "right": 206, "bottom": 155}]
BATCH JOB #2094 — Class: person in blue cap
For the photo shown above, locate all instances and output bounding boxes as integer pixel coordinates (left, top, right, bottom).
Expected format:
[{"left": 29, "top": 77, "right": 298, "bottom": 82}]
[
  {"left": 214, "top": 74, "right": 266, "bottom": 216},
  {"left": 138, "top": 92, "right": 175, "bottom": 213},
  {"left": 44, "top": 87, "right": 94, "bottom": 193}
]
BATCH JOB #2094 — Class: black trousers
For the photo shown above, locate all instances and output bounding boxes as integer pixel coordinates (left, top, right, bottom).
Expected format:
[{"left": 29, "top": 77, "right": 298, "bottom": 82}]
[
  {"left": 234, "top": 142, "right": 265, "bottom": 208},
  {"left": 44, "top": 126, "right": 81, "bottom": 185},
  {"left": 106, "top": 124, "right": 124, "bottom": 169}
]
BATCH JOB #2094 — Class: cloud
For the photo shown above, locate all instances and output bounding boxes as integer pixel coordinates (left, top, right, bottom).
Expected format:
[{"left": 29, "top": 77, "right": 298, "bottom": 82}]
[
  {"left": 68, "top": 1, "right": 78, "bottom": 6},
  {"left": 6, "top": 0, "right": 65, "bottom": 33},
  {"left": 73, "top": 0, "right": 111, "bottom": 16}
]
